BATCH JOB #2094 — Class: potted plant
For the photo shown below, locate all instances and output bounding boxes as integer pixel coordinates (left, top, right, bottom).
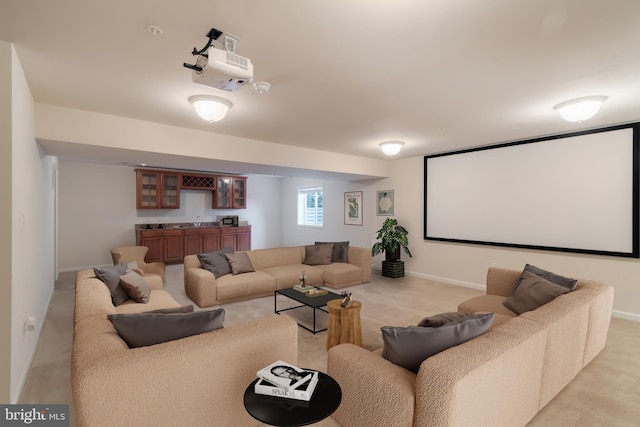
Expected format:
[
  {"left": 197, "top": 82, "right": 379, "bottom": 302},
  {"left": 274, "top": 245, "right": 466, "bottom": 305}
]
[{"left": 371, "top": 218, "right": 412, "bottom": 261}]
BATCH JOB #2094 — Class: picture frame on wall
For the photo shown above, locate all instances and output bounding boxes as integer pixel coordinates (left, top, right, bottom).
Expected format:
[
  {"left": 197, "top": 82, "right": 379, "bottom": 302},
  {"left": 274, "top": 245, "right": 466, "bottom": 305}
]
[
  {"left": 344, "top": 191, "right": 363, "bottom": 226},
  {"left": 376, "top": 190, "right": 394, "bottom": 216}
]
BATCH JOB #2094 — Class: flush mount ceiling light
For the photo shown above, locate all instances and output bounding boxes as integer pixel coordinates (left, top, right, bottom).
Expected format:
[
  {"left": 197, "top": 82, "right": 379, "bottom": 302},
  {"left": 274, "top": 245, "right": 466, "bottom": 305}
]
[
  {"left": 379, "top": 141, "right": 405, "bottom": 156},
  {"left": 188, "top": 95, "right": 232, "bottom": 122},
  {"left": 553, "top": 95, "right": 608, "bottom": 122}
]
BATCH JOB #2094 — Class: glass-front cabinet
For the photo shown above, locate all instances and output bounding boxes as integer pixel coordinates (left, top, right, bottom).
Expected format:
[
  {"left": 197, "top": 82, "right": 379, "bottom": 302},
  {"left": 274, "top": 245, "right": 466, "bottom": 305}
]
[
  {"left": 213, "top": 176, "right": 246, "bottom": 209},
  {"left": 136, "top": 169, "right": 180, "bottom": 209}
]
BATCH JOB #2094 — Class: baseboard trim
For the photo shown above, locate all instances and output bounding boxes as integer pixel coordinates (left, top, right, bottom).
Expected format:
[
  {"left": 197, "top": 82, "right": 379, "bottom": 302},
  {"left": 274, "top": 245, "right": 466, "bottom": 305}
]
[
  {"left": 612, "top": 310, "right": 640, "bottom": 322},
  {"left": 58, "top": 263, "right": 112, "bottom": 273}
]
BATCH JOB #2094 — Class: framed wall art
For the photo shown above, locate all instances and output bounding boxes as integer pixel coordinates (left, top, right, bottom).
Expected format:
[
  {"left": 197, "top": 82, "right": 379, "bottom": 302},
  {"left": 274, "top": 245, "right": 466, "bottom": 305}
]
[
  {"left": 344, "top": 191, "right": 363, "bottom": 226},
  {"left": 376, "top": 190, "right": 394, "bottom": 216}
]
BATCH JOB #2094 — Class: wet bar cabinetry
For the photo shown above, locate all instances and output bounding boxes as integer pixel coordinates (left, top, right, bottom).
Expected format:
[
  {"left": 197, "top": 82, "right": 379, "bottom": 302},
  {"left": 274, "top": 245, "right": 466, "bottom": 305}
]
[
  {"left": 135, "top": 168, "right": 246, "bottom": 209},
  {"left": 137, "top": 225, "right": 251, "bottom": 264}
]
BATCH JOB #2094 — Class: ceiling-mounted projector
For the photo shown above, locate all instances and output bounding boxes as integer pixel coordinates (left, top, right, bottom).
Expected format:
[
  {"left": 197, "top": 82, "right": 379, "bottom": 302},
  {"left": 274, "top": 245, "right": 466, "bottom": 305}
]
[{"left": 192, "top": 46, "right": 254, "bottom": 91}]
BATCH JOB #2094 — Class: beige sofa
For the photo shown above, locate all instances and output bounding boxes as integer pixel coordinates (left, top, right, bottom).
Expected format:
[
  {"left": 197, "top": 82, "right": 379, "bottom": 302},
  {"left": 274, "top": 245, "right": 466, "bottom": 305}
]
[
  {"left": 328, "top": 267, "right": 614, "bottom": 427},
  {"left": 184, "top": 245, "right": 372, "bottom": 307},
  {"left": 72, "top": 268, "right": 298, "bottom": 427}
]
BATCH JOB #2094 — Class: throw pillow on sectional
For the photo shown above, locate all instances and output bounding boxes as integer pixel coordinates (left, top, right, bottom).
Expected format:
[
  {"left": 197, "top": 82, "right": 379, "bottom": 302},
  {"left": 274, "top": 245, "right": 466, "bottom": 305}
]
[
  {"left": 197, "top": 246, "right": 233, "bottom": 278},
  {"left": 503, "top": 270, "right": 571, "bottom": 314},
  {"left": 381, "top": 312, "right": 495, "bottom": 373},
  {"left": 108, "top": 308, "right": 225, "bottom": 348},
  {"left": 510, "top": 263, "right": 577, "bottom": 295},
  {"left": 94, "top": 262, "right": 129, "bottom": 306},
  {"left": 303, "top": 243, "right": 334, "bottom": 265},
  {"left": 225, "top": 252, "right": 255, "bottom": 275},
  {"left": 315, "top": 241, "right": 350, "bottom": 263},
  {"left": 144, "top": 305, "right": 195, "bottom": 314},
  {"left": 417, "top": 311, "right": 476, "bottom": 327},
  {"left": 118, "top": 270, "right": 151, "bottom": 304}
]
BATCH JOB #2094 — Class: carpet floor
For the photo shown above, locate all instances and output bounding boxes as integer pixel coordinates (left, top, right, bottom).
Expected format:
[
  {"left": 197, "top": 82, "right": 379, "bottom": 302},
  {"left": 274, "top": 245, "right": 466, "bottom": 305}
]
[{"left": 19, "top": 264, "right": 640, "bottom": 426}]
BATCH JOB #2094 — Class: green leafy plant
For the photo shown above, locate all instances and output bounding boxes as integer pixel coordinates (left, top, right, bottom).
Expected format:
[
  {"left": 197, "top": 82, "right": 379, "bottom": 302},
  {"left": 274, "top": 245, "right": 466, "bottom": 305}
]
[{"left": 371, "top": 218, "right": 412, "bottom": 261}]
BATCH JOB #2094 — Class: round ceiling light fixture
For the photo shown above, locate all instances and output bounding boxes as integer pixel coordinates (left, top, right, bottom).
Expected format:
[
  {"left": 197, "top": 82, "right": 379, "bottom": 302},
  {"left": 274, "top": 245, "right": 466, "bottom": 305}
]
[
  {"left": 379, "top": 141, "right": 405, "bottom": 156},
  {"left": 188, "top": 95, "right": 232, "bottom": 122},
  {"left": 553, "top": 95, "right": 608, "bottom": 122}
]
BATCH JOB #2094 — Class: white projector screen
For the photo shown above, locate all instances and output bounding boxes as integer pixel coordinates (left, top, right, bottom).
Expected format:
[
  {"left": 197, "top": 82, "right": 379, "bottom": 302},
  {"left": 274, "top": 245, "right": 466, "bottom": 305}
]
[{"left": 424, "top": 123, "right": 639, "bottom": 258}]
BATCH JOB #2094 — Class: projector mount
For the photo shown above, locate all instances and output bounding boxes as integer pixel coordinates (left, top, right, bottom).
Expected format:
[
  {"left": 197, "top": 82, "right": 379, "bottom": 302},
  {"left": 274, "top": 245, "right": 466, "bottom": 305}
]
[{"left": 183, "top": 27, "right": 239, "bottom": 73}]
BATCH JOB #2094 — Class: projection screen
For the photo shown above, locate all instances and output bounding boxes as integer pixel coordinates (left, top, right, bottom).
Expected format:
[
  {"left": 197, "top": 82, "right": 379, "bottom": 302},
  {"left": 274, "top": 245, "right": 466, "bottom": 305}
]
[{"left": 424, "top": 123, "right": 639, "bottom": 258}]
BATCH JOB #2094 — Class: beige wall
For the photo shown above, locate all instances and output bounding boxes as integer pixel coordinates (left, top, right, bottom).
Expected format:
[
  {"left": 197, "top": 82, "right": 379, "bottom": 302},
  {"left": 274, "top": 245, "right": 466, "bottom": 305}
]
[
  {"left": 58, "top": 160, "right": 284, "bottom": 270},
  {"left": 1, "top": 42, "right": 57, "bottom": 403}
]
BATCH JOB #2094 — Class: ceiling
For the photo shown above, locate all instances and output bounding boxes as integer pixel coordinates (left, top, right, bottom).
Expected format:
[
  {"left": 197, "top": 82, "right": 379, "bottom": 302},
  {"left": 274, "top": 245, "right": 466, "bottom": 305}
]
[{"left": 2, "top": 0, "right": 640, "bottom": 170}]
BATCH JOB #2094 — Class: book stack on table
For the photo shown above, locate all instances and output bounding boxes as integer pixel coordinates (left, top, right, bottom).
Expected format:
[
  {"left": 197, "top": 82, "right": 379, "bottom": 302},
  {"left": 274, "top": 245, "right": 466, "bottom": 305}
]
[
  {"left": 255, "top": 360, "right": 319, "bottom": 401},
  {"left": 293, "top": 284, "right": 329, "bottom": 297}
]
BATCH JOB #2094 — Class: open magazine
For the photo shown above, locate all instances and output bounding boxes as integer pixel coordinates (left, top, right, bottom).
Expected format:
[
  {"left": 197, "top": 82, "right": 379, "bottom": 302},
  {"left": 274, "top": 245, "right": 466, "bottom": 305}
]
[{"left": 256, "top": 360, "right": 314, "bottom": 391}]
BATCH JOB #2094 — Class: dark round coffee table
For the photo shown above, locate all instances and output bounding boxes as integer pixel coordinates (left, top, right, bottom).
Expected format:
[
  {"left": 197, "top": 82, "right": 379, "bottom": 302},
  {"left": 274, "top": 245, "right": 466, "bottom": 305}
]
[{"left": 243, "top": 370, "right": 341, "bottom": 427}]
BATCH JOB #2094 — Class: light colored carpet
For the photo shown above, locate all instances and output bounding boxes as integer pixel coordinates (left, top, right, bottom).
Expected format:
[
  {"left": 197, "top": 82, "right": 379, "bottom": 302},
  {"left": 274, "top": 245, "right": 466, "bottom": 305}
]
[{"left": 19, "top": 265, "right": 640, "bottom": 427}]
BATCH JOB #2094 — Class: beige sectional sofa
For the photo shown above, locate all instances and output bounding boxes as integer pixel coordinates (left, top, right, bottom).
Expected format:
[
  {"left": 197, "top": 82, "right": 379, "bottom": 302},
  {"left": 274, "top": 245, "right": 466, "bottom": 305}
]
[
  {"left": 72, "top": 268, "right": 298, "bottom": 427},
  {"left": 328, "top": 267, "right": 614, "bottom": 427},
  {"left": 184, "top": 245, "right": 372, "bottom": 307}
]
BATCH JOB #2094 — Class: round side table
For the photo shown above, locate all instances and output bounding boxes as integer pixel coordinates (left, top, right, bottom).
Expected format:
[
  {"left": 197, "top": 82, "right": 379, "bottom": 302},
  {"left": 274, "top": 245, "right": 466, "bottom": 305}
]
[
  {"left": 244, "top": 371, "right": 341, "bottom": 427},
  {"left": 326, "top": 299, "right": 362, "bottom": 351}
]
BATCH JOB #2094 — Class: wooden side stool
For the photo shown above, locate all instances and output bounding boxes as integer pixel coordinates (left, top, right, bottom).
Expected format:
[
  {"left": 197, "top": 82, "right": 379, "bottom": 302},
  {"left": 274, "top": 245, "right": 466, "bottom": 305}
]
[{"left": 326, "top": 299, "right": 362, "bottom": 350}]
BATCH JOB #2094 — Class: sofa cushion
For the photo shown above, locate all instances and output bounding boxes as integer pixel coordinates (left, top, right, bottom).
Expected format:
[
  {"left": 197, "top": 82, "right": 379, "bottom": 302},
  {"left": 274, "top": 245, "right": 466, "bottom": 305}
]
[
  {"left": 94, "top": 263, "right": 129, "bottom": 306},
  {"left": 315, "top": 241, "right": 349, "bottom": 263},
  {"left": 417, "top": 311, "right": 476, "bottom": 327},
  {"left": 197, "top": 247, "right": 233, "bottom": 278},
  {"left": 381, "top": 312, "right": 495, "bottom": 372},
  {"left": 108, "top": 308, "right": 225, "bottom": 348},
  {"left": 216, "top": 271, "right": 277, "bottom": 302},
  {"left": 261, "top": 265, "right": 324, "bottom": 290},
  {"left": 225, "top": 252, "right": 255, "bottom": 275},
  {"left": 458, "top": 295, "right": 517, "bottom": 317},
  {"left": 115, "top": 290, "right": 180, "bottom": 314},
  {"left": 511, "top": 264, "right": 577, "bottom": 295},
  {"left": 304, "top": 243, "right": 334, "bottom": 265},
  {"left": 503, "top": 270, "right": 571, "bottom": 314},
  {"left": 314, "top": 263, "right": 362, "bottom": 288},
  {"left": 118, "top": 270, "right": 150, "bottom": 303}
]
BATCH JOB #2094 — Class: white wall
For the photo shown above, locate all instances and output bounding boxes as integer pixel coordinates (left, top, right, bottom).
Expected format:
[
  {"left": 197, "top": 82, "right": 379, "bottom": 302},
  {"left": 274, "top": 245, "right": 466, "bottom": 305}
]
[
  {"left": 58, "top": 160, "right": 283, "bottom": 270},
  {"left": 1, "top": 42, "right": 57, "bottom": 403}
]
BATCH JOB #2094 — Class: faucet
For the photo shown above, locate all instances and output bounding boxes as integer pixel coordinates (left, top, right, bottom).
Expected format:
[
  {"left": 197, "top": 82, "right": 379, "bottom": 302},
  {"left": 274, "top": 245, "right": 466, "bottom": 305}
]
[{"left": 194, "top": 216, "right": 201, "bottom": 227}]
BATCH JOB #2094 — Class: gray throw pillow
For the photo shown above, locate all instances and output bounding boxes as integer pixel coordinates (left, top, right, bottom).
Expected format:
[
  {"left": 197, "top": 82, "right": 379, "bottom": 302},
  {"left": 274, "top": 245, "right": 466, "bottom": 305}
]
[
  {"left": 503, "top": 270, "right": 571, "bottom": 314},
  {"left": 381, "top": 312, "right": 495, "bottom": 373},
  {"left": 225, "top": 252, "right": 255, "bottom": 275},
  {"left": 94, "top": 262, "right": 129, "bottom": 306},
  {"left": 315, "top": 241, "right": 349, "bottom": 263},
  {"left": 144, "top": 305, "right": 195, "bottom": 314},
  {"left": 118, "top": 270, "right": 150, "bottom": 304},
  {"left": 303, "top": 243, "right": 334, "bottom": 265},
  {"left": 197, "top": 247, "right": 233, "bottom": 278},
  {"left": 511, "top": 264, "right": 577, "bottom": 295},
  {"left": 417, "top": 311, "right": 476, "bottom": 327},
  {"left": 108, "top": 308, "right": 225, "bottom": 348}
]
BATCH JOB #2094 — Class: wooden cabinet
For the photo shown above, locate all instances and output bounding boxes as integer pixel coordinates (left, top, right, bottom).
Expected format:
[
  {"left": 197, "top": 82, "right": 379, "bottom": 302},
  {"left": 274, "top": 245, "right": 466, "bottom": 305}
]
[
  {"left": 137, "top": 226, "right": 249, "bottom": 263},
  {"left": 136, "top": 169, "right": 180, "bottom": 209},
  {"left": 220, "top": 226, "right": 252, "bottom": 251},
  {"left": 135, "top": 169, "right": 246, "bottom": 209},
  {"left": 213, "top": 176, "right": 247, "bottom": 209},
  {"left": 184, "top": 228, "right": 221, "bottom": 256}
]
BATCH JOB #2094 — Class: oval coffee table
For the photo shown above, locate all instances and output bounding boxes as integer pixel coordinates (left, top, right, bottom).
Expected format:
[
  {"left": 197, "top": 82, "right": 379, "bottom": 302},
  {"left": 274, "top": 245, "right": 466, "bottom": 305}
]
[{"left": 243, "top": 371, "right": 341, "bottom": 427}]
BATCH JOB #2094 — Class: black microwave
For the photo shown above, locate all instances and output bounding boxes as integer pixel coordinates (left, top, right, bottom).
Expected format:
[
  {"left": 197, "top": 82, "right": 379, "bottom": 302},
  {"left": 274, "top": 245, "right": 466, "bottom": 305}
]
[{"left": 217, "top": 215, "right": 239, "bottom": 227}]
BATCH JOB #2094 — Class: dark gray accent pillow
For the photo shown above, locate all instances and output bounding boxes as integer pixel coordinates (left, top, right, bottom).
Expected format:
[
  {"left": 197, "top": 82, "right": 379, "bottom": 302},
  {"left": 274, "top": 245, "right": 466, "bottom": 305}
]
[
  {"left": 303, "top": 243, "right": 334, "bottom": 265},
  {"left": 511, "top": 264, "right": 577, "bottom": 295},
  {"left": 144, "top": 305, "right": 195, "bottom": 314},
  {"left": 118, "top": 270, "right": 150, "bottom": 303},
  {"left": 417, "top": 311, "right": 476, "bottom": 327},
  {"left": 315, "top": 241, "right": 349, "bottom": 263},
  {"left": 503, "top": 270, "right": 571, "bottom": 314},
  {"left": 225, "top": 252, "right": 255, "bottom": 275},
  {"left": 381, "top": 312, "right": 495, "bottom": 373},
  {"left": 197, "top": 247, "right": 233, "bottom": 278},
  {"left": 108, "top": 308, "right": 225, "bottom": 348},
  {"left": 94, "top": 262, "right": 129, "bottom": 306}
]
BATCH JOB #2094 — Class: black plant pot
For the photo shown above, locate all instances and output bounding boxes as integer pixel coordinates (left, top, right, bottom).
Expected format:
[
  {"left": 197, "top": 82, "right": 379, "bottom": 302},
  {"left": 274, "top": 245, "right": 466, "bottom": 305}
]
[{"left": 385, "top": 246, "right": 401, "bottom": 261}]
